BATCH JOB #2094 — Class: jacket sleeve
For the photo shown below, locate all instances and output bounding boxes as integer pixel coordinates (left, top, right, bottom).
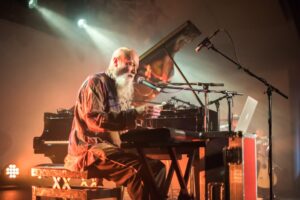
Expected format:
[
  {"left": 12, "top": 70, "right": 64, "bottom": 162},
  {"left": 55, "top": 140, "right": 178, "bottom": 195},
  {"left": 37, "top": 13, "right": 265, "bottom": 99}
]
[{"left": 80, "top": 77, "right": 138, "bottom": 133}]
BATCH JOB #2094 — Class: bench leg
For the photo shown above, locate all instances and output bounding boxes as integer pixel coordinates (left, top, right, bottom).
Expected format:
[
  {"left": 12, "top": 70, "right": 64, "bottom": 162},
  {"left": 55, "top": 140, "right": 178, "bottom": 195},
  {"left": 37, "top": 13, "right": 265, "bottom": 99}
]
[
  {"left": 32, "top": 186, "right": 41, "bottom": 200},
  {"left": 118, "top": 186, "right": 125, "bottom": 200}
]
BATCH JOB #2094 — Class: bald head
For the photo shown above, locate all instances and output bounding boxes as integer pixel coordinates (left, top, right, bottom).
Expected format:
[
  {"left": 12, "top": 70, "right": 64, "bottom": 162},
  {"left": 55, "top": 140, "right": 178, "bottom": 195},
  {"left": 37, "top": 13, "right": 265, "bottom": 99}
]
[{"left": 107, "top": 47, "right": 139, "bottom": 80}]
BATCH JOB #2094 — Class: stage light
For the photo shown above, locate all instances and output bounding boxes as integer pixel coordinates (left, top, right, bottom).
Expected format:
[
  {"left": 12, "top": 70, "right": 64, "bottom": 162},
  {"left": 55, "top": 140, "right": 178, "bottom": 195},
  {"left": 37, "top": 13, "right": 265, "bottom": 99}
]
[
  {"left": 77, "top": 19, "right": 87, "bottom": 29},
  {"left": 37, "top": 7, "right": 82, "bottom": 43},
  {"left": 5, "top": 164, "right": 19, "bottom": 179},
  {"left": 28, "top": 0, "right": 38, "bottom": 9},
  {"left": 83, "top": 25, "right": 119, "bottom": 54}
]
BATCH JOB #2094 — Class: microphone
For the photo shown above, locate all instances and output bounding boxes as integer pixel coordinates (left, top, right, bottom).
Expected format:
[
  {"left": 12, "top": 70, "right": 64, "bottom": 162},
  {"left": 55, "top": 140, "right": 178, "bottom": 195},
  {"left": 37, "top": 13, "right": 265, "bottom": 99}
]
[
  {"left": 136, "top": 77, "right": 161, "bottom": 92},
  {"left": 221, "top": 90, "right": 244, "bottom": 96},
  {"left": 166, "top": 82, "right": 224, "bottom": 87},
  {"left": 195, "top": 29, "right": 220, "bottom": 52},
  {"left": 197, "top": 82, "right": 224, "bottom": 87}
]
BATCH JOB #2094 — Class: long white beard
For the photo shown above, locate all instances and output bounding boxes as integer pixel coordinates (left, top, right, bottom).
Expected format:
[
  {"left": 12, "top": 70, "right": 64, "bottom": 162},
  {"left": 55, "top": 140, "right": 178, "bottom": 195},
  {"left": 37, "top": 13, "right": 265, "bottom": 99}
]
[{"left": 115, "top": 75, "right": 134, "bottom": 111}]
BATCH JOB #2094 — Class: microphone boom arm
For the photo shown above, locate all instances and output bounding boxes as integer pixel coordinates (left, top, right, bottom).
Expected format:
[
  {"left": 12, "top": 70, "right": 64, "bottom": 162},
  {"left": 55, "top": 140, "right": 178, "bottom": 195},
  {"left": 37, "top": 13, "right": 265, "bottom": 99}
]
[{"left": 199, "top": 40, "right": 288, "bottom": 200}]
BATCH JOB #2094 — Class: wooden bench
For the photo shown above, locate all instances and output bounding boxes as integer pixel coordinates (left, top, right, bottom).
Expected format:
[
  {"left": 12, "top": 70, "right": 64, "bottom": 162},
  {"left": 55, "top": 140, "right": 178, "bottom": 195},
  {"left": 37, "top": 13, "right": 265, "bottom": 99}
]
[{"left": 31, "top": 164, "right": 124, "bottom": 200}]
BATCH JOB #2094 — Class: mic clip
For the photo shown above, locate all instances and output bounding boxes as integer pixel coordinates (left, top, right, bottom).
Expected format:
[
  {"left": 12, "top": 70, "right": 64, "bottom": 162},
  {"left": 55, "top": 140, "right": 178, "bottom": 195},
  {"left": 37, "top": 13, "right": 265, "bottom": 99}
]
[
  {"left": 195, "top": 29, "right": 220, "bottom": 52},
  {"left": 201, "top": 38, "right": 213, "bottom": 49}
]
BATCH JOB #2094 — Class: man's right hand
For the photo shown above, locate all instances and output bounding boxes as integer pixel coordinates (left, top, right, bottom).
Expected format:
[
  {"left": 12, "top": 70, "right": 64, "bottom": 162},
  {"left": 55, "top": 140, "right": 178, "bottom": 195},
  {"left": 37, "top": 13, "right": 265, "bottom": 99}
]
[{"left": 136, "top": 105, "right": 162, "bottom": 119}]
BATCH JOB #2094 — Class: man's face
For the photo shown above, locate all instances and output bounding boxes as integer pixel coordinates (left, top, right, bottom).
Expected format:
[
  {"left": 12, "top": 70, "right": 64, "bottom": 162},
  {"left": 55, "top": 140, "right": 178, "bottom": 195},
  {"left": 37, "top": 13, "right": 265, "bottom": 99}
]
[{"left": 115, "top": 52, "right": 139, "bottom": 82}]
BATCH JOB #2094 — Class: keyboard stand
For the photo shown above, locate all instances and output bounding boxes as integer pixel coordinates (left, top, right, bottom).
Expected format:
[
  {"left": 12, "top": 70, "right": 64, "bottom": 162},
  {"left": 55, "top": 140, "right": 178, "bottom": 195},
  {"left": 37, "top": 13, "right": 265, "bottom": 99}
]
[{"left": 121, "top": 140, "right": 205, "bottom": 200}]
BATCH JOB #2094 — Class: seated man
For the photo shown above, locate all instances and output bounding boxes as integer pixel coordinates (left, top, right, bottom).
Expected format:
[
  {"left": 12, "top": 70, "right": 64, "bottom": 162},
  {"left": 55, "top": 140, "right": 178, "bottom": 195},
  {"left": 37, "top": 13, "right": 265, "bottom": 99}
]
[{"left": 64, "top": 47, "right": 166, "bottom": 200}]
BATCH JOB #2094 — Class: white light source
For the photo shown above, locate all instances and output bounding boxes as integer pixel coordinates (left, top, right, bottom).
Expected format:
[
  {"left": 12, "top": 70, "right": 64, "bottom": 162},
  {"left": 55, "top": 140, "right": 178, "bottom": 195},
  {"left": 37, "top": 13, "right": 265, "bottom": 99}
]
[
  {"left": 5, "top": 164, "right": 20, "bottom": 179},
  {"left": 77, "top": 19, "right": 87, "bottom": 29},
  {"left": 28, "top": 0, "right": 38, "bottom": 9}
]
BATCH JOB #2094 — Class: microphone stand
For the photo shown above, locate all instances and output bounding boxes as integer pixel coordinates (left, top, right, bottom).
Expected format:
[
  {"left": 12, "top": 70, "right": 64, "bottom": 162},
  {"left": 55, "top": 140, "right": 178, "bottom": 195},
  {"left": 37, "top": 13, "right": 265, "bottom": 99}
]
[
  {"left": 214, "top": 100, "right": 220, "bottom": 131},
  {"left": 203, "top": 84, "right": 210, "bottom": 131},
  {"left": 208, "top": 95, "right": 225, "bottom": 131},
  {"left": 226, "top": 93, "right": 234, "bottom": 132},
  {"left": 208, "top": 92, "right": 243, "bottom": 132},
  {"left": 170, "top": 96, "right": 198, "bottom": 108},
  {"left": 163, "top": 47, "right": 204, "bottom": 107},
  {"left": 200, "top": 39, "right": 288, "bottom": 200}
]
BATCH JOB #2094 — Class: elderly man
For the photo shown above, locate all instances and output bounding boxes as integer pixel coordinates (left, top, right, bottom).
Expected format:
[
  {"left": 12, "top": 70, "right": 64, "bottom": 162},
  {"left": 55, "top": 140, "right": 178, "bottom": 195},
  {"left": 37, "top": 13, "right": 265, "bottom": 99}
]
[{"left": 64, "top": 47, "right": 166, "bottom": 199}]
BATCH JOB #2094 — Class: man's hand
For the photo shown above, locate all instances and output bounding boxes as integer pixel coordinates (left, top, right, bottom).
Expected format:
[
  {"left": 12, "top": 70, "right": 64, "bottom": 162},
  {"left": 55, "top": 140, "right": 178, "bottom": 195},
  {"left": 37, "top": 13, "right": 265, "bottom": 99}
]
[
  {"left": 145, "top": 105, "right": 162, "bottom": 118},
  {"left": 136, "top": 105, "right": 162, "bottom": 119}
]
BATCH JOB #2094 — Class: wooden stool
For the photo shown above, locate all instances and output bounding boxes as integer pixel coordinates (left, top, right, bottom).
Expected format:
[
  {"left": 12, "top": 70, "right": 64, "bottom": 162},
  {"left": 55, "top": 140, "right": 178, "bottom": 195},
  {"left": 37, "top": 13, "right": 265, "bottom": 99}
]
[{"left": 31, "top": 164, "right": 124, "bottom": 200}]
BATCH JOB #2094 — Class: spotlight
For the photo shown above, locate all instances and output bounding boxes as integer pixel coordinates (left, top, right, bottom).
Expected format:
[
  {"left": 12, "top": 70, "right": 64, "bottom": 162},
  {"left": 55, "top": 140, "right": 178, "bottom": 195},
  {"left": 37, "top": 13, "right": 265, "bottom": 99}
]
[
  {"left": 28, "top": 0, "right": 38, "bottom": 9},
  {"left": 5, "top": 164, "right": 20, "bottom": 179},
  {"left": 77, "top": 18, "right": 87, "bottom": 29}
]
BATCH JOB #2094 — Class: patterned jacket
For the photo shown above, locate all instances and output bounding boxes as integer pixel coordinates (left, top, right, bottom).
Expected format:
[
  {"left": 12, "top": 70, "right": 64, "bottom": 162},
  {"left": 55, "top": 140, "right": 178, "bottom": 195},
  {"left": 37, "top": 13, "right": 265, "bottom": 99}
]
[{"left": 65, "top": 72, "right": 137, "bottom": 171}]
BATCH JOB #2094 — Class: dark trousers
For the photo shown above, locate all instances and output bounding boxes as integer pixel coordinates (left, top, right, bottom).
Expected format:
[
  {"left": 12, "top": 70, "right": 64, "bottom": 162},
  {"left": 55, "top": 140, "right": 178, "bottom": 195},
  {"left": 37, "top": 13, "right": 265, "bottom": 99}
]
[{"left": 88, "top": 145, "right": 166, "bottom": 200}]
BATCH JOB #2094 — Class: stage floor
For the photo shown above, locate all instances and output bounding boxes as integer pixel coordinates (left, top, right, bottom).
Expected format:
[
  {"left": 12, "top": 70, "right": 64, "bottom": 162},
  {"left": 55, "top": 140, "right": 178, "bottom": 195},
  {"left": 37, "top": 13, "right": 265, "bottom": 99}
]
[
  {"left": 0, "top": 186, "right": 298, "bottom": 200},
  {"left": 0, "top": 186, "right": 131, "bottom": 200}
]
